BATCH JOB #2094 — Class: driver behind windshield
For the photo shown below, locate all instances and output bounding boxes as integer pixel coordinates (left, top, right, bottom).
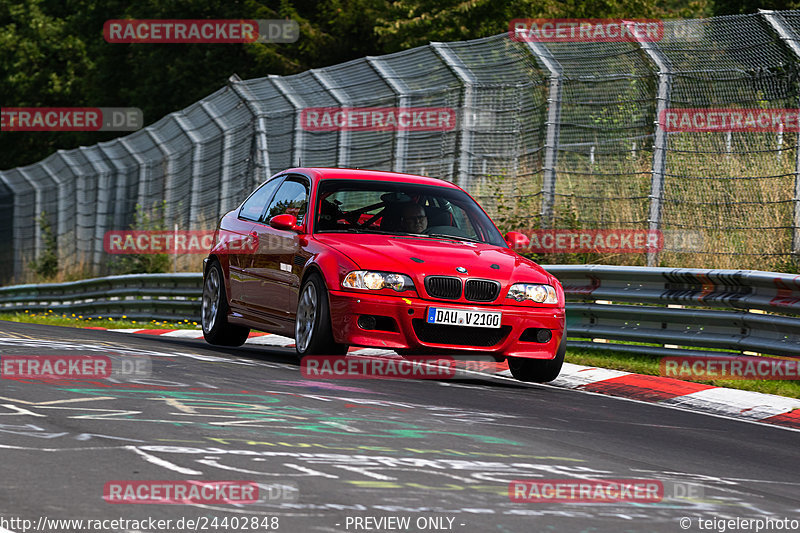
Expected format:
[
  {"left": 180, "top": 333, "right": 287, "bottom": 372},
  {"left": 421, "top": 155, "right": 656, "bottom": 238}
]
[{"left": 398, "top": 202, "right": 427, "bottom": 234}]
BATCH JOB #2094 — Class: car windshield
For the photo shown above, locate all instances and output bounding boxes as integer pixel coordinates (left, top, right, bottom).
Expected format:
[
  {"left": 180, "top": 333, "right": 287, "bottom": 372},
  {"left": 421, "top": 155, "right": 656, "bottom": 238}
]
[{"left": 314, "top": 178, "right": 507, "bottom": 247}]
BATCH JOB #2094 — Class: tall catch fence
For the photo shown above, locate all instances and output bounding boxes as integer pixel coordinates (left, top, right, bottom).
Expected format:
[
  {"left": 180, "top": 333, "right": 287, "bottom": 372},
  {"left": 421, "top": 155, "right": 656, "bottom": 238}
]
[{"left": 3, "top": 10, "right": 800, "bottom": 284}]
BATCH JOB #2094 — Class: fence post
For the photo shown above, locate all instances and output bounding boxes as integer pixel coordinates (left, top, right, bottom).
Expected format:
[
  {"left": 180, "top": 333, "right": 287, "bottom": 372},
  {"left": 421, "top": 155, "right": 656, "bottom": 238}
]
[
  {"left": 0, "top": 172, "right": 20, "bottom": 280},
  {"left": 430, "top": 42, "right": 476, "bottom": 187},
  {"left": 119, "top": 137, "right": 149, "bottom": 212},
  {"left": 266, "top": 75, "right": 306, "bottom": 168},
  {"left": 631, "top": 30, "right": 672, "bottom": 267},
  {"left": 145, "top": 127, "right": 177, "bottom": 226},
  {"left": 760, "top": 9, "right": 800, "bottom": 260},
  {"left": 228, "top": 76, "right": 273, "bottom": 186},
  {"left": 17, "top": 168, "right": 44, "bottom": 259},
  {"left": 199, "top": 100, "right": 241, "bottom": 219},
  {"left": 39, "top": 161, "right": 66, "bottom": 253},
  {"left": 311, "top": 69, "right": 351, "bottom": 168},
  {"left": 52, "top": 152, "right": 91, "bottom": 269},
  {"left": 76, "top": 147, "right": 113, "bottom": 272},
  {"left": 172, "top": 113, "right": 205, "bottom": 228},
  {"left": 366, "top": 57, "right": 410, "bottom": 173},
  {"left": 524, "top": 41, "right": 563, "bottom": 229},
  {"left": 96, "top": 141, "right": 132, "bottom": 242}
]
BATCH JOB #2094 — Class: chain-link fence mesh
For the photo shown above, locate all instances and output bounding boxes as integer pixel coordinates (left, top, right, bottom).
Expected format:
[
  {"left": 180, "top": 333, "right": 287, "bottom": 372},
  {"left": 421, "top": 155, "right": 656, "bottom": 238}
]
[{"left": 3, "top": 10, "right": 800, "bottom": 283}]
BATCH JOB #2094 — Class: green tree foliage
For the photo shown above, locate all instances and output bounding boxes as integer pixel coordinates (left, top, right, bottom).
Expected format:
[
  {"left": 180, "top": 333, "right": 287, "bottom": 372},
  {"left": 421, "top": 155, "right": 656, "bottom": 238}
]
[
  {"left": 375, "top": 0, "right": 712, "bottom": 52},
  {"left": 712, "top": 0, "right": 800, "bottom": 15},
  {"left": 0, "top": 0, "right": 94, "bottom": 172},
  {"left": 29, "top": 211, "right": 59, "bottom": 279},
  {"left": 1, "top": 0, "right": 388, "bottom": 169},
  {"left": 1, "top": 0, "right": 731, "bottom": 171},
  {"left": 109, "top": 201, "right": 171, "bottom": 274}
]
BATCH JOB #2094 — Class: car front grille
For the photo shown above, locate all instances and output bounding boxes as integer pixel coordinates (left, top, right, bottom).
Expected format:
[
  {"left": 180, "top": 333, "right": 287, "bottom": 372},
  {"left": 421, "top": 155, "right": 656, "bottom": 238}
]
[
  {"left": 464, "top": 279, "right": 500, "bottom": 302},
  {"left": 425, "top": 276, "right": 462, "bottom": 299},
  {"left": 412, "top": 319, "right": 511, "bottom": 347}
]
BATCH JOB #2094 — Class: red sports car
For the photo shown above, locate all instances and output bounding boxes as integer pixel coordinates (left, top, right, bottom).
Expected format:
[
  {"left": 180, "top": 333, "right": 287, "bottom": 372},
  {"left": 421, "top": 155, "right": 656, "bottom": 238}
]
[{"left": 202, "top": 168, "right": 566, "bottom": 382}]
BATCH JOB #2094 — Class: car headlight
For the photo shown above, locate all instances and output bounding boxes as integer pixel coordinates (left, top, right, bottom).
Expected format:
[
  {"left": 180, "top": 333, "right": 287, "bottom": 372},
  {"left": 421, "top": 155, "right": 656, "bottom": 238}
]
[
  {"left": 343, "top": 271, "right": 415, "bottom": 292},
  {"left": 507, "top": 283, "right": 558, "bottom": 304}
]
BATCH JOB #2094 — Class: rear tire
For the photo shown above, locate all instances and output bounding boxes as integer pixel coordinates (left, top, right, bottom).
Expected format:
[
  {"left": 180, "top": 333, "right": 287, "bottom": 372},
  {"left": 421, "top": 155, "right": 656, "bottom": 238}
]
[
  {"left": 295, "top": 272, "right": 348, "bottom": 357},
  {"left": 202, "top": 261, "right": 250, "bottom": 346},
  {"left": 507, "top": 331, "right": 566, "bottom": 383}
]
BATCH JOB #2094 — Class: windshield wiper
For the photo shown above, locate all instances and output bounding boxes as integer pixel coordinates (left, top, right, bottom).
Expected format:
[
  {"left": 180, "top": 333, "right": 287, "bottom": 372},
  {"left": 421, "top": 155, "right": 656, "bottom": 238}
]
[
  {"left": 423, "top": 233, "right": 484, "bottom": 244},
  {"left": 320, "top": 228, "right": 484, "bottom": 243},
  {"left": 319, "top": 228, "right": 398, "bottom": 235}
]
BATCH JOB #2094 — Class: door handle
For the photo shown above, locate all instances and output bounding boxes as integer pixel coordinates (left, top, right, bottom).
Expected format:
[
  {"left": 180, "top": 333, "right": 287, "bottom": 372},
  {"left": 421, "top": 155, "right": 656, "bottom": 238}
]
[{"left": 246, "top": 231, "right": 259, "bottom": 253}]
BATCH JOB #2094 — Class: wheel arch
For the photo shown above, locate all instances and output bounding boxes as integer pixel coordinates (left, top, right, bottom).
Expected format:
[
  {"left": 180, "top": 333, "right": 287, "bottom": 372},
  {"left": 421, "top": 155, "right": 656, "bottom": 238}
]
[
  {"left": 301, "top": 247, "right": 358, "bottom": 293},
  {"left": 204, "top": 254, "right": 220, "bottom": 275},
  {"left": 204, "top": 254, "right": 233, "bottom": 308}
]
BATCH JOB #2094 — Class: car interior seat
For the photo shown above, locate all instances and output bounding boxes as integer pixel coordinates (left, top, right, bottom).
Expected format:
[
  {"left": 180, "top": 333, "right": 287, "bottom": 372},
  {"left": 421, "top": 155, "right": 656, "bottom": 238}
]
[
  {"left": 424, "top": 204, "right": 454, "bottom": 227},
  {"left": 317, "top": 198, "right": 343, "bottom": 230},
  {"left": 379, "top": 203, "right": 403, "bottom": 232}
]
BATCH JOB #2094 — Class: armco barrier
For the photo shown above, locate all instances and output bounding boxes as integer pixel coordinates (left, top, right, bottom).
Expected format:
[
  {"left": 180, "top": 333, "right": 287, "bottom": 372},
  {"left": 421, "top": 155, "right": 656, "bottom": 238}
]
[
  {"left": 549, "top": 265, "right": 800, "bottom": 358},
  {"left": 0, "top": 273, "right": 202, "bottom": 322},
  {"left": 0, "top": 266, "right": 798, "bottom": 359}
]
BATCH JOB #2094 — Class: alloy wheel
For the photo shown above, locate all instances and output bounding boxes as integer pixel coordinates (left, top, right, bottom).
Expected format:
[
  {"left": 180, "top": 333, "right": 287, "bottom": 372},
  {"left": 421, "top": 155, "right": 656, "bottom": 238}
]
[
  {"left": 202, "top": 267, "right": 220, "bottom": 332},
  {"left": 295, "top": 282, "right": 318, "bottom": 353}
]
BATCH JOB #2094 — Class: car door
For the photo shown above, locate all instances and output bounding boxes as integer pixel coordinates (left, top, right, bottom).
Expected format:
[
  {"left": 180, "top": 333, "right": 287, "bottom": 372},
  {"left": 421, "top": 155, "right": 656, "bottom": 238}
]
[
  {"left": 245, "top": 175, "right": 310, "bottom": 320},
  {"left": 227, "top": 175, "right": 284, "bottom": 308}
]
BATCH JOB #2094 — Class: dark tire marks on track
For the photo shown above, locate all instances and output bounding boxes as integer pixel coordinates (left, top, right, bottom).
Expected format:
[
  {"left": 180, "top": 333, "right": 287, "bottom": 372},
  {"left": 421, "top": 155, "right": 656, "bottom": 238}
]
[{"left": 0, "top": 321, "right": 798, "bottom": 533}]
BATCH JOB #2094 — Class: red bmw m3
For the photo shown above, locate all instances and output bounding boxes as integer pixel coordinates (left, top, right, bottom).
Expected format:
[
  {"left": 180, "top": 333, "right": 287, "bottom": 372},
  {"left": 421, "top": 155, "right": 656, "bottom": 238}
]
[{"left": 202, "top": 168, "right": 566, "bottom": 382}]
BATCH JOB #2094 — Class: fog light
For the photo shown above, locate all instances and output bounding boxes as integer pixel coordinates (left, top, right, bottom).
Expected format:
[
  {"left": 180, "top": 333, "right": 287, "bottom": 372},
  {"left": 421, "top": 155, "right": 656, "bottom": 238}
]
[
  {"left": 358, "top": 315, "right": 377, "bottom": 330},
  {"left": 536, "top": 329, "right": 552, "bottom": 343},
  {"left": 520, "top": 328, "right": 553, "bottom": 343}
]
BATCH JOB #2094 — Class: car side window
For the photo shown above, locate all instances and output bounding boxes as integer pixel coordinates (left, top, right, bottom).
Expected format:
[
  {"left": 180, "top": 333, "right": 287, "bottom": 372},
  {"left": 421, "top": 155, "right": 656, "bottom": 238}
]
[
  {"left": 450, "top": 203, "right": 480, "bottom": 239},
  {"left": 239, "top": 176, "right": 283, "bottom": 221},
  {"left": 263, "top": 177, "right": 310, "bottom": 224}
]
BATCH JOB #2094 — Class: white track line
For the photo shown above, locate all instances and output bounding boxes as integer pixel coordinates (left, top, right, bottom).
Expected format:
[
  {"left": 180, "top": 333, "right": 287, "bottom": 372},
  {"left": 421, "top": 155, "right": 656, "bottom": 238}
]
[{"left": 94, "top": 328, "right": 800, "bottom": 430}]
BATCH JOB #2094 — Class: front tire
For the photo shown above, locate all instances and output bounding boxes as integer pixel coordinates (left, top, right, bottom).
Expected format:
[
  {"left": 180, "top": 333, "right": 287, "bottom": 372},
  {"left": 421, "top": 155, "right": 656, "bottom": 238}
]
[
  {"left": 202, "top": 261, "right": 250, "bottom": 346},
  {"left": 507, "top": 332, "right": 566, "bottom": 383},
  {"left": 295, "top": 273, "right": 348, "bottom": 356}
]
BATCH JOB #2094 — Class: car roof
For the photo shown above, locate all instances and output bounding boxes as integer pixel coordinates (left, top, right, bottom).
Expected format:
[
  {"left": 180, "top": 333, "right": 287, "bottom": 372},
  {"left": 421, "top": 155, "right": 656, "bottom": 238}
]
[{"left": 284, "top": 167, "right": 461, "bottom": 189}]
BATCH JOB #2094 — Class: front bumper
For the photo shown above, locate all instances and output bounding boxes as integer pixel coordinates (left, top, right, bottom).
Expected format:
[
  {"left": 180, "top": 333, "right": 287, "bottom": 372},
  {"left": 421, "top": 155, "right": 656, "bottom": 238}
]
[{"left": 328, "top": 289, "right": 565, "bottom": 359}]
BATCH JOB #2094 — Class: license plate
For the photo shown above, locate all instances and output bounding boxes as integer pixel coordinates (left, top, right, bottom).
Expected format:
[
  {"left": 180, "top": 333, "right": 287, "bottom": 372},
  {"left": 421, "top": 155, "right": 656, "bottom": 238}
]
[{"left": 426, "top": 307, "right": 502, "bottom": 328}]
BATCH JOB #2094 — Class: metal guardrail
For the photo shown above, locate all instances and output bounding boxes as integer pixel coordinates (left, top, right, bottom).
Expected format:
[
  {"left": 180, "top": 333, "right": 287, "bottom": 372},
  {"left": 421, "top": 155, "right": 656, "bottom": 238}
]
[
  {"left": 0, "top": 273, "right": 203, "bottom": 322},
  {"left": 548, "top": 265, "right": 800, "bottom": 359},
  {"left": 0, "top": 266, "right": 799, "bottom": 359}
]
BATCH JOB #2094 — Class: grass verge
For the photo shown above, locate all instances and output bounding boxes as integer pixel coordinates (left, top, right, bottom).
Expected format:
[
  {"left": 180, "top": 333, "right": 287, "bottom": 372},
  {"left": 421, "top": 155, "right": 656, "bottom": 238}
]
[
  {"left": 566, "top": 347, "right": 800, "bottom": 400},
  {"left": 2, "top": 312, "right": 798, "bottom": 400},
  {"left": 0, "top": 311, "right": 200, "bottom": 330}
]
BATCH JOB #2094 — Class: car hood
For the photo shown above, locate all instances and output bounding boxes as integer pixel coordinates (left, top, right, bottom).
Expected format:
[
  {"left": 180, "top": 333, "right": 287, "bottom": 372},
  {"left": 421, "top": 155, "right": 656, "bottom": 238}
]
[{"left": 313, "top": 233, "right": 552, "bottom": 286}]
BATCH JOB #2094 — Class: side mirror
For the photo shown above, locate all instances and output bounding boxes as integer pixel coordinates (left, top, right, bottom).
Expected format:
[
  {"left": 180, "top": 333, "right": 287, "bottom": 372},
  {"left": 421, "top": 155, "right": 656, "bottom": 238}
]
[
  {"left": 269, "top": 213, "right": 302, "bottom": 232},
  {"left": 504, "top": 231, "right": 530, "bottom": 250}
]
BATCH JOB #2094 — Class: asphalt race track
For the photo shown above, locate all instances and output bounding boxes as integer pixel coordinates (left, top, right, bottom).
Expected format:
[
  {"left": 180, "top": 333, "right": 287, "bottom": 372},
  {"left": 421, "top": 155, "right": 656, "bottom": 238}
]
[{"left": 0, "top": 320, "right": 798, "bottom": 533}]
